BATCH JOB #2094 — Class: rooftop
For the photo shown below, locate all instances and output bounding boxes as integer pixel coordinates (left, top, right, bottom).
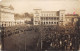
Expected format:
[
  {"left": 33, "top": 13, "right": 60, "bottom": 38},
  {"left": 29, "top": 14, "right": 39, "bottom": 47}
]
[
  {"left": 65, "top": 14, "right": 79, "bottom": 16},
  {"left": 0, "top": 5, "right": 14, "bottom": 10}
]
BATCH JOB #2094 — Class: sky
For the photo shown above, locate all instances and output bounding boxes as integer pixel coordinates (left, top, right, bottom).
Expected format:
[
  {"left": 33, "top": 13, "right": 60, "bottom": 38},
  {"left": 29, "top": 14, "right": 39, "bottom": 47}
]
[{"left": 0, "top": 0, "right": 80, "bottom": 15}]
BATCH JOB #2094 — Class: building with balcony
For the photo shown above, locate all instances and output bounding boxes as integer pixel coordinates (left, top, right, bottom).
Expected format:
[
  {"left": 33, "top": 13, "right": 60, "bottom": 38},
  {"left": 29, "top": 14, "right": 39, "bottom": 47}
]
[
  {"left": 33, "top": 9, "right": 79, "bottom": 26},
  {"left": 33, "top": 9, "right": 65, "bottom": 26}
]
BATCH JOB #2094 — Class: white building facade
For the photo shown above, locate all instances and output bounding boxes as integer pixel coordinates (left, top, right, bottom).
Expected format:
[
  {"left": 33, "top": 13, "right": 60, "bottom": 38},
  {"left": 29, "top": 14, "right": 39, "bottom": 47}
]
[
  {"left": 0, "top": 5, "right": 15, "bottom": 27},
  {"left": 33, "top": 9, "right": 65, "bottom": 26},
  {"left": 15, "top": 19, "right": 25, "bottom": 25}
]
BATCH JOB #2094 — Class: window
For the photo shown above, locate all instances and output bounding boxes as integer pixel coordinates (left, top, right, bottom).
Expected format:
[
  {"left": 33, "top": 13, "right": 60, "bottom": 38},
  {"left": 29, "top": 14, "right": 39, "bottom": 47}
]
[
  {"left": 57, "top": 17, "right": 59, "bottom": 20},
  {"left": 51, "top": 17, "right": 53, "bottom": 20},
  {"left": 54, "top": 17, "right": 56, "bottom": 20},
  {"left": 52, "top": 17, "right": 53, "bottom": 19},
  {"left": 2, "top": 24, "right": 3, "bottom": 27},
  {"left": 46, "top": 22, "right": 48, "bottom": 24},
  {"left": 5, "top": 24, "right": 6, "bottom": 27},
  {"left": 49, "top": 22, "right": 50, "bottom": 24},
  {"left": 44, "top": 22, "right": 45, "bottom": 25},
  {"left": 54, "top": 22, "right": 56, "bottom": 24},
  {"left": 57, "top": 22, "right": 58, "bottom": 24},
  {"left": 51, "top": 22, "right": 53, "bottom": 24},
  {"left": 50, "top": 17, "right": 52, "bottom": 20}
]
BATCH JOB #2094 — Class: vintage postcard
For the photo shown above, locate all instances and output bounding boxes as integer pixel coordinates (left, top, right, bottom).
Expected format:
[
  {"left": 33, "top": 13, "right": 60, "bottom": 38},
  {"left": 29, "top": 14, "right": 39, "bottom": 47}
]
[{"left": 0, "top": 0, "right": 80, "bottom": 51}]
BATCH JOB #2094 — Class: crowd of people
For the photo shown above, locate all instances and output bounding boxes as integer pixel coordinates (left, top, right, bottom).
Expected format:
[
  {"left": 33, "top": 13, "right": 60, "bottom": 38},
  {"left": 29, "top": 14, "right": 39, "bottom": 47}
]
[
  {"left": 40, "top": 26, "right": 80, "bottom": 51},
  {"left": 0, "top": 25, "right": 80, "bottom": 51},
  {"left": 42, "top": 34, "right": 80, "bottom": 51}
]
